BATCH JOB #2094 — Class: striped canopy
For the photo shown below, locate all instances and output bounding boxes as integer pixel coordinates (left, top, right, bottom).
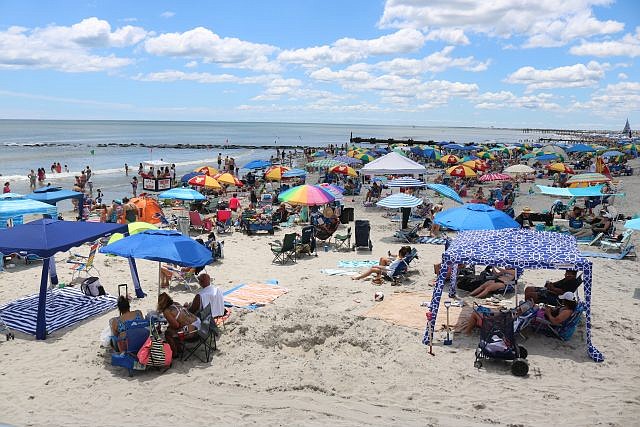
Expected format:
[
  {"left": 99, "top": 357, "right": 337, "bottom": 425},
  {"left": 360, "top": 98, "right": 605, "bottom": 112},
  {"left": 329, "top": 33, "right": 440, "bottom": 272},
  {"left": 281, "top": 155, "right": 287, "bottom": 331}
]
[
  {"left": 376, "top": 193, "right": 423, "bottom": 208},
  {"left": 387, "top": 177, "right": 426, "bottom": 187},
  {"left": 307, "top": 159, "right": 342, "bottom": 168}
]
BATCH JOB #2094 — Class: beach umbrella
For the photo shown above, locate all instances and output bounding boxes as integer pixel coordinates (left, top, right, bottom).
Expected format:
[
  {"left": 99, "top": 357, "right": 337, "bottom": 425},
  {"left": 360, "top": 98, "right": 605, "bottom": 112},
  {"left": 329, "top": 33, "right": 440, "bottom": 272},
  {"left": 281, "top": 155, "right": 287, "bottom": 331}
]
[
  {"left": 158, "top": 188, "right": 206, "bottom": 201},
  {"left": 376, "top": 193, "right": 423, "bottom": 209},
  {"left": 440, "top": 154, "right": 460, "bottom": 165},
  {"left": 264, "top": 166, "right": 291, "bottom": 181},
  {"left": 282, "top": 168, "right": 307, "bottom": 178},
  {"left": 477, "top": 151, "right": 495, "bottom": 160},
  {"left": 602, "top": 150, "right": 625, "bottom": 158},
  {"left": 106, "top": 222, "right": 158, "bottom": 246},
  {"left": 546, "top": 163, "right": 574, "bottom": 174},
  {"left": 490, "top": 147, "right": 509, "bottom": 155},
  {"left": 443, "top": 143, "right": 465, "bottom": 151},
  {"left": 624, "top": 218, "right": 640, "bottom": 230},
  {"left": 479, "top": 173, "right": 512, "bottom": 182},
  {"left": 521, "top": 153, "right": 535, "bottom": 159},
  {"left": 180, "top": 171, "right": 205, "bottom": 183},
  {"left": 504, "top": 164, "right": 535, "bottom": 174},
  {"left": 540, "top": 145, "right": 568, "bottom": 159},
  {"left": 316, "top": 183, "right": 343, "bottom": 200},
  {"left": 313, "top": 150, "right": 328, "bottom": 157},
  {"left": 566, "top": 144, "right": 596, "bottom": 154},
  {"left": 100, "top": 229, "right": 213, "bottom": 294},
  {"left": 329, "top": 164, "right": 357, "bottom": 177},
  {"left": 333, "top": 155, "right": 363, "bottom": 165},
  {"left": 188, "top": 175, "right": 222, "bottom": 189},
  {"left": 426, "top": 183, "right": 463, "bottom": 204},
  {"left": 566, "top": 173, "right": 611, "bottom": 186},
  {"left": 462, "top": 160, "right": 485, "bottom": 171},
  {"left": 278, "top": 184, "right": 335, "bottom": 206},
  {"left": 387, "top": 177, "right": 426, "bottom": 188},
  {"left": 423, "top": 148, "right": 441, "bottom": 160},
  {"left": 306, "top": 159, "right": 342, "bottom": 168},
  {"left": 434, "top": 203, "right": 520, "bottom": 231},
  {"left": 213, "top": 172, "right": 243, "bottom": 187},
  {"left": 410, "top": 146, "right": 426, "bottom": 157},
  {"left": 243, "top": 160, "right": 271, "bottom": 170},
  {"left": 194, "top": 166, "right": 218, "bottom": 176},
  {"left": 446, "top": 165, "right": 477, "bottom": 178},
  {"left": 355, "top": 153, "right": 375, "bottom": 163},
  {"left": 535, "top": 153, "right": 561, "bottom": 161}
]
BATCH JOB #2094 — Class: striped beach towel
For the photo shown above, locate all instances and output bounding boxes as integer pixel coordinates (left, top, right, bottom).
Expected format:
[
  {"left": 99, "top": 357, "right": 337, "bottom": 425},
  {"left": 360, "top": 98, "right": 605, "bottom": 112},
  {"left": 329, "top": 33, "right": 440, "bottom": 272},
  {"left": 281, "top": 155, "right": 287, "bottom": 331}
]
[
  {"left": 337, "top": 260, "right": 378, "bottom": 268},
  {"left": 223, "top": 280, "right": 287, "bottom": 310},
  {"left": 0, "top": 287, "right": 117, "bottom": 336}
]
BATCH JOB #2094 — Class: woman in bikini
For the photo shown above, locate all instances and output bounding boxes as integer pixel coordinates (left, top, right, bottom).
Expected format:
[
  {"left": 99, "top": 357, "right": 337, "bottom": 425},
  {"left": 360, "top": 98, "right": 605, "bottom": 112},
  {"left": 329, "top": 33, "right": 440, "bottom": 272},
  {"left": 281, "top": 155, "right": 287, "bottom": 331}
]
[
  {"left": 468, "top": 267, "right": 517, "bottom": 298},
  {"left": 109, "top": 296, "right": 144, "bottom": 352},
  {"left": 157, "top": 292, "right": 201, "bottom": 353}
]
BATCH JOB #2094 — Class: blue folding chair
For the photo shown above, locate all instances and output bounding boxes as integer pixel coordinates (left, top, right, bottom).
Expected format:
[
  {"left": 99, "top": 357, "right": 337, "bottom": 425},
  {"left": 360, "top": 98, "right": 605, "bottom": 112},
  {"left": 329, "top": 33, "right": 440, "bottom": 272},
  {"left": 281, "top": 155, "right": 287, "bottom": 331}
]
[{"left": 111, "top": 318, "right": 150, "bottom": 377}]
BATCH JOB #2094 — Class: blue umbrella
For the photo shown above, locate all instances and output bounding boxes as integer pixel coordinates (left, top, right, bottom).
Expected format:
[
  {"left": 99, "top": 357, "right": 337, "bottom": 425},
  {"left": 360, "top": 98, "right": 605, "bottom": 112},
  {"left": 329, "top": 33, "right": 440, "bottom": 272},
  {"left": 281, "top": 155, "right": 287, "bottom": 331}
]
[
  {"left": 624, "top": 217, "right": 640, "bottom": 230},
  {"left": 333, "top": 155, "right": 363, "bottom": 165},
  {"left": 100, "top": 229, "right": 213, "bottom": 293},
  {"left": 566, "top": 144, "right": 596, "bottom": 153},
  {"left": 434, "top": 203, "right": 519, "bottom": 231},
  {"left": 243, "top": 160, "right": 272, "bottom": 170},
  {"left": 535, "top": 153, "right": 560, "bottom": 161},
  {"left": 374, "top": 148, "right": 389, "bottom": 155},
  {"left": 410, "top": 146, "right": 425, "bottom": 157},
  {"left": 426, "top": 183, "right": 463, "bottom": 204},
  {"left": 180, "top": 171, "right": 205, "bottom": 183},
  {"left": 282, "top": 168, "right": 307, "bottom": 178},
  {"left": 376, "top": 193, "right": 423, "bottom": 208},
  {"left": 313, "top": 150, "right": 327, "bottom": 157},
  {"left": 158, "top": 188, "right": 206, "bottom": 201},
  {"left": 388, "top": 177, "right": 426, "bottom": 187},
  {"left": 443, "top": 143, "right": 465, "bottom": 150},
  {"left": 602, "top": 150, "right": 625, "bottom": 157}
]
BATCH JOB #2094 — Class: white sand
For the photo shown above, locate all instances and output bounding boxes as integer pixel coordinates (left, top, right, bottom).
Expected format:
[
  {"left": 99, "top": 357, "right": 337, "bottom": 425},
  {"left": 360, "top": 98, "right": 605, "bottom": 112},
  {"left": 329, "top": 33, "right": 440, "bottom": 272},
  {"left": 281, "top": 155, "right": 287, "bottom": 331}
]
[{"left": 1, "top": 164, "right": 639, "bottom": 427}]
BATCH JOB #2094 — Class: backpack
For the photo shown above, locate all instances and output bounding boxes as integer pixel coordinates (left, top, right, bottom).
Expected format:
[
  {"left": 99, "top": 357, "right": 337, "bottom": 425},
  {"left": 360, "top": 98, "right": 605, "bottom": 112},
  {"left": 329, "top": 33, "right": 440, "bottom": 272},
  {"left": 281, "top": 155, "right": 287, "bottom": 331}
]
[{"left": 81, "top": 277, "right": 106, "bottom": 296}]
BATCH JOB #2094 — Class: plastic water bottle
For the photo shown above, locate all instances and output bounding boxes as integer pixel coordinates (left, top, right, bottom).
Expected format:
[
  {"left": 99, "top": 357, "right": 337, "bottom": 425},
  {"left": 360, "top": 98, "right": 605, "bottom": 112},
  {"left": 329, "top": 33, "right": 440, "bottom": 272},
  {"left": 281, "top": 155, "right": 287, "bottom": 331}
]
[{"left": 324, "top": 243, "right": 329, "bottom": 252}]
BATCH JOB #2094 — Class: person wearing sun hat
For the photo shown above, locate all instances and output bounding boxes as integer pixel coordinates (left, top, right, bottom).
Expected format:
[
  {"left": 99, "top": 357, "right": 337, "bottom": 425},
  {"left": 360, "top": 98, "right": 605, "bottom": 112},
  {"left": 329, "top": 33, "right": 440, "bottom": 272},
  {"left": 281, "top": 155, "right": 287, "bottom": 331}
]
[{"left": 515, "top": 206, "right": 534, "bottom": 228}]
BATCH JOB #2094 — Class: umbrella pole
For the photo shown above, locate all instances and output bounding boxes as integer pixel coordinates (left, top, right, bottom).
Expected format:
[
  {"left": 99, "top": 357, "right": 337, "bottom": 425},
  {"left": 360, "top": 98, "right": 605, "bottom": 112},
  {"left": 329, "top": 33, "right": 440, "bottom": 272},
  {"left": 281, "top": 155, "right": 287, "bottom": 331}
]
[{"left": 158, "top": 262, "right": 162, "bottom": 296}]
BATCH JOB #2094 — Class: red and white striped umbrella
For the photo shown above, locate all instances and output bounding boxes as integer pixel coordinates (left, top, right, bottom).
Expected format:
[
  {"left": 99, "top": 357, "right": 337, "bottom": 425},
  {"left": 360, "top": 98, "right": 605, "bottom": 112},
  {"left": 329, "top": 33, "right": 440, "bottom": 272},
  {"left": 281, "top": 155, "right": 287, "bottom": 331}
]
[{"left": 479, "top": 173, "right": 513, "bottom": 182}]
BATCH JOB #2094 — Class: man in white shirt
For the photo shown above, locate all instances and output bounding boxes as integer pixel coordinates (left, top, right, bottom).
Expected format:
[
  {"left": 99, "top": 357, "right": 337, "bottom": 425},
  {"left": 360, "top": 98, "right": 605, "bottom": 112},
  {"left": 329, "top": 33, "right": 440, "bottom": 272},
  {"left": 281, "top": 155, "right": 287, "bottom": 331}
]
[{"left": 186, "top": 273, "right": 225, "bottom": 318}]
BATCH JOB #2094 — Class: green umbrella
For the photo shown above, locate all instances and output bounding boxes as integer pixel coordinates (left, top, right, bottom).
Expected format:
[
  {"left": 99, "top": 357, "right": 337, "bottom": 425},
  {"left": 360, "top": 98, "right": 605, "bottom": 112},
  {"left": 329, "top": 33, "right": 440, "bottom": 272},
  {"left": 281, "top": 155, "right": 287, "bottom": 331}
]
[{"left": 306, "top": 159, "right": 342, "bottom": 168}]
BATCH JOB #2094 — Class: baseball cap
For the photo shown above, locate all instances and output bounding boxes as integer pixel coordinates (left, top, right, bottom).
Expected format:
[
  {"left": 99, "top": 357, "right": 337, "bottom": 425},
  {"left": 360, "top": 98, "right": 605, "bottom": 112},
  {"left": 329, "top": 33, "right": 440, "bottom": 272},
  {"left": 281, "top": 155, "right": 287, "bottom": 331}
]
[{"left": 558, "top": 292, "right": 576, "bottom": 301}]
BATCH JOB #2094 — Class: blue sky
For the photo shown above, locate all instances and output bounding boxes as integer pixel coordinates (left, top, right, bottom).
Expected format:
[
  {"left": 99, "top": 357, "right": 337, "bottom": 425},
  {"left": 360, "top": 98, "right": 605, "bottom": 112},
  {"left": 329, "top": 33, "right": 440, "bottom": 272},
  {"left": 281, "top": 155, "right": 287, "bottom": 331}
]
[{"left": 0, "top": 0, "right": 638, "bottom": 129}]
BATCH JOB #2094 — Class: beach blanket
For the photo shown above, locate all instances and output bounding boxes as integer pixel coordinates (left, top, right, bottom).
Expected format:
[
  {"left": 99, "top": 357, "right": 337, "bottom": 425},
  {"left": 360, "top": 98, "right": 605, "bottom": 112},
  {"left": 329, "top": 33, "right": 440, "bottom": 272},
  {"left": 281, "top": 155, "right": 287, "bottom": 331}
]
[
  {"left": 223, "top": 280, "right": 288, "bottom": 310},
  {"left": 580, "top": 245, "right": 635, "bottom": 260},
  {"left": 337, "top": 260, "right": 378, "bottom": 268},
  {"left": 416, "top": 236, "right": 448, "bottom": 245},
  {"left": 320, "top": 269, "right": 359, "bottom": 276},
  {"left": 0, "top": 287, "right": 117, "bottom": 336},
  {"left": 362, "top": 291, "right": 470, "bottom": 331}
]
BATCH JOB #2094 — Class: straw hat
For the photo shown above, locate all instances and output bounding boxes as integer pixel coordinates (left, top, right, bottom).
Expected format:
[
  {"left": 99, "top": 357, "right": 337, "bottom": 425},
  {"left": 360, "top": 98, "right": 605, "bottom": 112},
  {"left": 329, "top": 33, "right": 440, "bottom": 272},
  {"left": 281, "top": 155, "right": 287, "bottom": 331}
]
[
  {"left": 522, "top": 206, "right": 532, "bottom": 213},
  {"left": 323, "top": 206, "right": 334, "bottom": 217}
]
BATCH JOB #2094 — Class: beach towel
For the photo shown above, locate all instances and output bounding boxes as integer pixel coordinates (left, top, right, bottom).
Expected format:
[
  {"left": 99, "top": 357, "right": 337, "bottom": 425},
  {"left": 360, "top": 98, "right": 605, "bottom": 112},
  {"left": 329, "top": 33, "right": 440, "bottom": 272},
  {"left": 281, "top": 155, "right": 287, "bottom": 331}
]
[
  {"left": 337, "top": 260, "right": 378, "bottom": 268},
  {"left": 223, "top": 280, "right": 288, "bottom": 310},
  {"left": 580, "top": 245, "right": 635, "bottom": 260},
  {"left": 417, "top": 236, "right": 448, "bottom": 245},
  {"left": 0, "top": 287, "right": 117, "bottom": 336},
  {"left": 362, "top": 291, "right": 470, "bottom": 331},
  {"left": 320, "top": 269, "right": 359, "bottom": 276}
]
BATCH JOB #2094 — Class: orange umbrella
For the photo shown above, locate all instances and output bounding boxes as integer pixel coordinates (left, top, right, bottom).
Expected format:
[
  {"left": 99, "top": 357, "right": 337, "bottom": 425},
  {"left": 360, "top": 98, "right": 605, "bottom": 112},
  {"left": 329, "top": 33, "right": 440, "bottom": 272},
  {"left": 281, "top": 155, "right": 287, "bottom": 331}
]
[
  {"left": 213, "top": 172, "right": 243, "bottom": 187},
  {"left": 546, "top": 163, "right": 574, "bottom": 174},
  {"left": 446, "top": 165, "right": 477, "bottom": 178},
  {"left": 462, "top": 159, "right": 488, "bottom": 171},
  {"left": 329, "top": 164, "right": 357, "bottom": 177},
  {"left": 440, "top": 154, "right": 460, "bottom": 165},
  {"left": 194, "top": 166, "right": 218, "bottom": 176},
  {"left": 264, "top": 165, "right": 290, "bottom": 181},
  {"left": 188, "top": 175, "right": 222, "bottom": 189}
]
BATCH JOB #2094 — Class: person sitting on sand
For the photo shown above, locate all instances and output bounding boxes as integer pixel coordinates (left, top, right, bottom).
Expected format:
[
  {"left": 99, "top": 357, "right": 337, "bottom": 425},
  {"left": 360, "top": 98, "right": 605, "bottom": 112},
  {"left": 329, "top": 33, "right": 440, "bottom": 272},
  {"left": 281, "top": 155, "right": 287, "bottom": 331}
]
[
  {"left": 157, "top": 292, "right": 201, "bottom": 354},
  {"left": 460, "top": 293, "right": 576, "bottom": 335},
  {"left": 524, "top": 270, "right": 580, "bottom": 306},
  {"left": 468, "top": 267, "right": 517, "bottom": 298},
  {"left": 571, "top": 211, "right": 612, "bottom": 238},
  {"left": 109, "top": 296, "right": 144, "bottom": 352},
  {"left": 351, "top": 246, "right": 411, "bottom": 284}
]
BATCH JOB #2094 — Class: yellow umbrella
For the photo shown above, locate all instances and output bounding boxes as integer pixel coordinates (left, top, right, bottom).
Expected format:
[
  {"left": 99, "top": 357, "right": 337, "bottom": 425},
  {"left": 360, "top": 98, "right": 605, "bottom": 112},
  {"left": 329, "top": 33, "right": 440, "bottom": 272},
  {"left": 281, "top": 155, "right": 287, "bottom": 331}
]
[
  {"left": 188, "top": 174, "right": 222, "bottom": 189},
  {"left": 329, "top": 164, "right": 357, "bottom": 177},
  {"left": 440, "top": 154, "right": 460, "bottom": 165},
  {"left": 264, "top": 165, "right": 290, "bottom": 181},
  {"left": 547, "top": 163, "right": 574, "bottom": 174},
  {"left": 213, "top": 172, "right": 243, "bottom": 187},
  {"left": 445, "top": 165, "right": 477, "bottom": 178},
  {"left": 194, "top": 166, "right": 218, "bottom": 176}
]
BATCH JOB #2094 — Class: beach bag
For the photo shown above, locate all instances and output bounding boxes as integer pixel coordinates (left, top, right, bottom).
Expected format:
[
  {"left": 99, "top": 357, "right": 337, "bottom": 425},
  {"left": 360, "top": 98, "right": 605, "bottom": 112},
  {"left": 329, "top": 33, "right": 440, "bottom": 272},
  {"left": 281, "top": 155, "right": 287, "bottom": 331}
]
[
  {"left": 138, "top": 324, "right": 172, "bottom": 367},
  {"left": 81, "top": 277, "right": 106, "bottom": 296}
]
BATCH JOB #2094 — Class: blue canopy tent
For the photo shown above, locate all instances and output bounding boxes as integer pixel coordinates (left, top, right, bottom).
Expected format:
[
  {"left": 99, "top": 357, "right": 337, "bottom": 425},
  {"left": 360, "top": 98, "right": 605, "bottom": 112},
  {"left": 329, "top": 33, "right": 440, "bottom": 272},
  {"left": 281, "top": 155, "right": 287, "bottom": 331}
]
[
  {"left": 26, "top": 186, "right": 84, "bottom": 220},
  {"left": 0, "top": 219, "right": 128, "bottom": 339},
  {"left": 0, "top": 197, "right": 58, "bottom": 229},
  {"left": 423, "top": 229, "right": 603, "bottom": 362}
]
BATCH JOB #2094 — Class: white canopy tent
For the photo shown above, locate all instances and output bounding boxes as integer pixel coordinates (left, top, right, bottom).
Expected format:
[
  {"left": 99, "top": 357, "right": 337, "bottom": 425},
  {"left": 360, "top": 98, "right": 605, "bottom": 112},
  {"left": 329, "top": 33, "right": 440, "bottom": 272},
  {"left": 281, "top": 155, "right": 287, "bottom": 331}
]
[{"left": 361, "top": 152, "right": 427, "bottom": 175}]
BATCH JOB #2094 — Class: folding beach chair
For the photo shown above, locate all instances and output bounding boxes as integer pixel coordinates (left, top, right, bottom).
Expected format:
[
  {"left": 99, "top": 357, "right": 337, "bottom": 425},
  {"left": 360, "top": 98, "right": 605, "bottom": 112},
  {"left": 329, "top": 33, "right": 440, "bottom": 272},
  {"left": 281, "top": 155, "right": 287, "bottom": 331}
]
[
  {"left": 387, "top": 248, "right": 419, "bottom": 285},
  {"left": 180, "top": 304, "right": 218, "bottom": 363},
  {"left": 111, "top": 318, "right": 150, "bottom": 377},
  {"left": 394, "top": 223, "right": 420, "bottom": 243},
  {"left": 333, "top": 227, "right": 351, "bottom": 251},
  {"left": 189, "top": 210, "right": 208, "bottom": 234},
  {"left": 67, "top": 241, "right": 100, "bottom": 281},
  {"left": 296, "top": 225, "right": 316, "bottom": 257},
  {"left": 269, "top": 233, "right": 297, "bottom": 264},
  {"left": 527, "top": 302, "right": 585, "bottom": 341},
  {"left": 216, "top": 209, "right": 233, "bottom": 234}
]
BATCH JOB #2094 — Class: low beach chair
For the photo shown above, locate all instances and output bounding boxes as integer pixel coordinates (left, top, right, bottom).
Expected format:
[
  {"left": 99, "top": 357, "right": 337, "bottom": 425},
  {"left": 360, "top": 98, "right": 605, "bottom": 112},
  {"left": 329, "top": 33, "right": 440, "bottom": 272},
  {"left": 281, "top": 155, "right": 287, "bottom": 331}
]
[
  {"left": 600, "top": 229, "right": 634, "bottom": 253},
  {"left": 296, "top": 225, "right": 317, "bottom": 257},
  {"left": 333, "top": 227, "right": 351, "bottom": 251},
  {"left": 180, "top": 304, "right": 218, "bottom": 363},
  {"left": 67, "top": 242, "right": 100, "bottom": 281},
  {"left": 394, "top": 223, "right": 420, "bottom": 243},
  {"left": 527, "top": 302, "right": 585, "bottom": 342},
  {"left": 269, "top": 233, "right": 297, "bottom": 264},
  {"left": 189, "top": 210, "right": 207, "bottom": 234},
  {"left": 111, "top": 318, "right": 150, "bottom": 377}
]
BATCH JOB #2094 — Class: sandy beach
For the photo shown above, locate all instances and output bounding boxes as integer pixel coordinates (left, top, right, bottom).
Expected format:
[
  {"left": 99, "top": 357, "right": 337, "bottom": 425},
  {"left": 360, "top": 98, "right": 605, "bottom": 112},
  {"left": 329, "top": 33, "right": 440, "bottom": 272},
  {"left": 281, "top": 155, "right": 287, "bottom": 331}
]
[{"left": 0, "top": 157, "right": 639, "bottom": 427}]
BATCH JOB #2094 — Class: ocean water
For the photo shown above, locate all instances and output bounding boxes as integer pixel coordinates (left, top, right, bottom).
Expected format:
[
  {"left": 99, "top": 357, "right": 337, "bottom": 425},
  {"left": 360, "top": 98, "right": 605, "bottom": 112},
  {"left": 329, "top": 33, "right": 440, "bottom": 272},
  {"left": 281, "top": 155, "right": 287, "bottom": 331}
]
[{"left": 0, "top": 119, "right": 546, "bottom": 208}]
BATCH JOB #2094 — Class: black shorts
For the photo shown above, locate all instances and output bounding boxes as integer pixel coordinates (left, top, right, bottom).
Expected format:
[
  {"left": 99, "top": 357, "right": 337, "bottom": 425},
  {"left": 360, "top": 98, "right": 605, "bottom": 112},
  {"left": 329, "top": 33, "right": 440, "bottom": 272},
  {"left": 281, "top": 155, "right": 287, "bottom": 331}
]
[{"left": 535, "top": 288, "right": 560, "bottom": 306}]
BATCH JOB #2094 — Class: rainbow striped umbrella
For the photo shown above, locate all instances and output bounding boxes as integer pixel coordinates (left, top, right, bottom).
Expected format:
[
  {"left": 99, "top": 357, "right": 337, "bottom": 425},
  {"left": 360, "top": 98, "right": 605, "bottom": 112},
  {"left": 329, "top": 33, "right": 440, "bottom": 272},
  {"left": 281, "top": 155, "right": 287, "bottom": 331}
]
[{"left": 278, "top": 184, "right": 335, "bottom": 206}]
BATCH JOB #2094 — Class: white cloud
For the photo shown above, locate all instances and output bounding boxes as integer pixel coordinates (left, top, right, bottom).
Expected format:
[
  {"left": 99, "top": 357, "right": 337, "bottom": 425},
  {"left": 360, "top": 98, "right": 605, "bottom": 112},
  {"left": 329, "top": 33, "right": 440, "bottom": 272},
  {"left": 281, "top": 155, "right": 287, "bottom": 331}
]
[
  {"left": 278, "top": 29, "right": 426, "bottom": 66},
  {"left": 379, "top": 0, "right": 624, "bottom": 48},
  {"left": 0, "top": 89, "right": 134, "bottom": 109},
  {"left": 374, "top": 46, "right": 489, "bottom": 75},
  {"left": 472, "top": 91, "right": 562, "bottom": 111},
  {"left": 161, "top": 11, "right": 176, "bottom": 19},
  {"left": 425, "top": 28, "right": 470, "bottom": 45},
  {"left": 571, "top": 81, "right": 640, "bottom": 117},
  {"left": 570, "top": 27, "right": 640, "bottom": 57},
  {"left": 134, "top": 70, "right": 270, "bottom": 85},
  {"left": 0, "top": 18, "right": 145, "bottom": 72},
  {"left": 505, "top": 61, "right": 609, "bottom": 92},
  {"left": 618, "top": 72, "right": 628, "bottom": 80},
  {"left": 144, "top": 27, "right": 280, "bottom": 72},
  {"left": 185, "top": 61, "right": 198, "bottom": 68},
  {"left": 251, "top": 78, "right": 349, "bottom": 102}
]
